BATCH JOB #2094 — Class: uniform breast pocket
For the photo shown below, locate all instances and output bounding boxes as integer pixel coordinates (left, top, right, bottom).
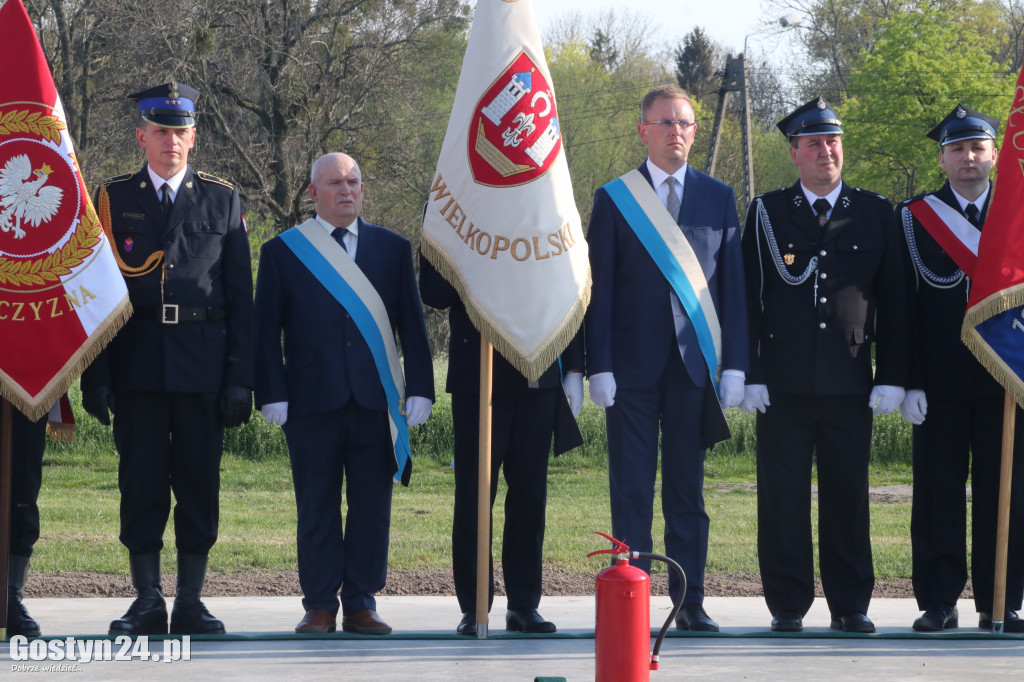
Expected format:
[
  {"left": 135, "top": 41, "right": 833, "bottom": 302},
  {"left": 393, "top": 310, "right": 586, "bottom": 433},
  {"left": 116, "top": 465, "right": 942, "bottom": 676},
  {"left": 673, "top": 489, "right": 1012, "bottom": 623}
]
[
  {"left": 185, "top": 221, "right": 226, "bottom": 259},
  {"left": 113, "top": 218, "right": 159, "bottom": 265}
]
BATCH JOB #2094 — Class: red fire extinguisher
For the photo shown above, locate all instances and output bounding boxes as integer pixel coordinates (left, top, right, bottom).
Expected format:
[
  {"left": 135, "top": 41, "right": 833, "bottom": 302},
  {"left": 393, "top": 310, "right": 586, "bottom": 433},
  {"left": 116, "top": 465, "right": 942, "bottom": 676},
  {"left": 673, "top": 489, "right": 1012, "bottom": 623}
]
[{"left": 588, "top": 531, "right": 686, "bottom": 682}]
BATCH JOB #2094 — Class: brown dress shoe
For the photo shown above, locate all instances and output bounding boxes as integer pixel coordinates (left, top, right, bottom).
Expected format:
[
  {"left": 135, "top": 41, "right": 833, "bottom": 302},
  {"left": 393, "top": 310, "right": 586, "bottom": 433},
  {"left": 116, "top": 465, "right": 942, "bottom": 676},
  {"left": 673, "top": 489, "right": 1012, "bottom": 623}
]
[
  {"left": 295, "top": 608, "right": 336, "bottom": 633},
  {"left": 341, "top": 609, "right": 392, "bottom": 635}
]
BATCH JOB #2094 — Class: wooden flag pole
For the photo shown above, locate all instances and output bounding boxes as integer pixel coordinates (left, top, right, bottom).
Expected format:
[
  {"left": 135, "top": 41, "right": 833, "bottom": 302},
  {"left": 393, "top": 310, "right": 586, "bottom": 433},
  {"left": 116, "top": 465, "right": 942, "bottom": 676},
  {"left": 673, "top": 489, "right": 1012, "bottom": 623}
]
[
  {"left": 475, "top": 340, "right": 494, "bottom": 639},
  {"left": 1, "top": 398, "right": 13, "bottom": 641},
  {"left": 991, "top": 391, "right": 1016, "bottom": 633}
]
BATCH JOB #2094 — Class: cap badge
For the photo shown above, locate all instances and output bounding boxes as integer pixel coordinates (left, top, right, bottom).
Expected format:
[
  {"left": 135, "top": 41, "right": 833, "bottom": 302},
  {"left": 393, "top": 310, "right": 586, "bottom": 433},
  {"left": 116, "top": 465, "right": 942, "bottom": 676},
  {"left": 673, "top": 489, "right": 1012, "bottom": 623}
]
[
  {"left": 956, "top": 107, "right": 966, "bottom": 118},
  {"left": 816, "top": 99, "right": 826, "bottom": 109}
]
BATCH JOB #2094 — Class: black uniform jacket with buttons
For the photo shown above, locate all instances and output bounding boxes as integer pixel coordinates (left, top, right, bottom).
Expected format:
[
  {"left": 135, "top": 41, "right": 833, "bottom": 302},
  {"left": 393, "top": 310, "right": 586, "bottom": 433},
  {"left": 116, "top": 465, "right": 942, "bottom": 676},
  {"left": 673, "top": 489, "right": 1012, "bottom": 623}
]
[
  {"left": 82, "top": 164, "right": 254, "bottom": 394},
  {"left": 897, "top": 181, "right": 1001, "bottom": 401},
  {"left": 742, "top": 180, "right": 910, "bottom": 395}
]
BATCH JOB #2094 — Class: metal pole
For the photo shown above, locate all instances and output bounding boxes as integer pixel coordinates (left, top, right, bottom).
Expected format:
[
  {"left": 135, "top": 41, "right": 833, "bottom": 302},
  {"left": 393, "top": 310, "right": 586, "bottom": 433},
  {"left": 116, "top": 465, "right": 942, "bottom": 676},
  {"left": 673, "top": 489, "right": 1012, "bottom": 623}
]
[
  {"left": 1, "top": 399, "right": 12, "bottom": 641},
  {"left": 738, "top": 53, "right": 756, "bottom": 211},
  {"left": 991, "top": 391, "right": 1016, "bottom": 633},
  {"left": 475, "top": 341, "right": 494, "bottom": 639}
]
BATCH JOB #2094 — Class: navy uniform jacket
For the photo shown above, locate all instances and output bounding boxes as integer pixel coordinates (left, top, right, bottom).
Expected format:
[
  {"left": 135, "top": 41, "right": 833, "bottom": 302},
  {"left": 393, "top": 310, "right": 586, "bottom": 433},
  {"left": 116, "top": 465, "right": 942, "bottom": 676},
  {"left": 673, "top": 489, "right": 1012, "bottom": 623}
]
[
  {"left": 897, "top": 182, "right": 1000, "bottom": 400},
  {"left": 584, "top": 162, "right": 749, "bottom": 388},
  {"left": 254, "top": 218, "right": 434, "bottom": 419},
  {"left": 83, "top": 164, "right": 254, "bottom": 393},
  {"left": 418, "top": 253, "right": 583, "bottom": 455},
  {"left": 743, "top": 181, "right": 909, "bottom": 394}
]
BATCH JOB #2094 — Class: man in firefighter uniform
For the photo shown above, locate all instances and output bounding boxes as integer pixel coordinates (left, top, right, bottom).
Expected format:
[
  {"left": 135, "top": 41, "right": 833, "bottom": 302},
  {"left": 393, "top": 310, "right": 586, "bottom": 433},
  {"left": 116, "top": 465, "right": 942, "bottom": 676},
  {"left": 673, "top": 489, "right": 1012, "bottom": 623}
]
[
  {"left": 741, "top": 97, "right": 909, "bottom": 633},
  {"left": 419, "top": 254, "right": 584, "bottom": 635},
  {"left": 897, "top": 104, "right": 1024, "bottom": 632},
  {"left": 81, "top": 82, "right": 254, "bottom": 636}
]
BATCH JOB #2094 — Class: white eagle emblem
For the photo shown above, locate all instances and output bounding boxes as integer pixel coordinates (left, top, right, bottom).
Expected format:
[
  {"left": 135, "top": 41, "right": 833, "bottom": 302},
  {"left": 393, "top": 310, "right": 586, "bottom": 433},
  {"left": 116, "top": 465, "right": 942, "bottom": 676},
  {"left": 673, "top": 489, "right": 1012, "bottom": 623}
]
[{"left": 0, "top": 154, "right": 64, "bottom": 239}]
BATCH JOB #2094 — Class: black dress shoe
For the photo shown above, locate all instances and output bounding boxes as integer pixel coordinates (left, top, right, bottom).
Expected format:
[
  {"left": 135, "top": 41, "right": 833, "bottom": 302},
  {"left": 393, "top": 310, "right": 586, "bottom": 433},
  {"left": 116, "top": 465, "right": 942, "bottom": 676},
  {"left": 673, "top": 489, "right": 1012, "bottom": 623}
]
[
  {"left": 675, "top": 603, "right": 719, "bottom": 632},
  {"left": 770, "top": 611, "right": 803, "bottom": 632},
  {"left": 912, "top": 605, "right": 958, "bottom": 632},
  {"left": 457, "top": 613, "right": 476, "bottom": 636},
  {"left": 170, "top": 594, "right": 226, "bottom": 635},
  {"left": 829, "top": 613, "right": 875, "bottom": 633},
  {"left": 506, "top": 609, "right": 556, "bottom": 633},
  {"left": 979, "top": 610, "right": 1024, "bottom": 633}
]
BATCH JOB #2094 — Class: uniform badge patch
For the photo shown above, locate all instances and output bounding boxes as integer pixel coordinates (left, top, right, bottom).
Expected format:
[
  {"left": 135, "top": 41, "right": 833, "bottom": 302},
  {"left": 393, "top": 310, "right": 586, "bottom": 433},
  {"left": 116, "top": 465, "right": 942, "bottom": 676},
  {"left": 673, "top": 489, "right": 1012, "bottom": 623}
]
[
  {"left": 784, "top": 253, "right": 795, "bottom": 265},
  {"left": 123, "top": 237, "right": 134, "bottom": 252}
]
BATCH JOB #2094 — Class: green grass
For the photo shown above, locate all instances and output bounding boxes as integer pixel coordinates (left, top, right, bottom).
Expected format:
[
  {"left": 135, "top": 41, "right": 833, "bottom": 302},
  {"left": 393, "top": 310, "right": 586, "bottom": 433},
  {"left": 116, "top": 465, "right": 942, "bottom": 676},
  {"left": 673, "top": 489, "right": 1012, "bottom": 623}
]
[{"left": 30, "top": 366, "right": 917, "bottom": 579}]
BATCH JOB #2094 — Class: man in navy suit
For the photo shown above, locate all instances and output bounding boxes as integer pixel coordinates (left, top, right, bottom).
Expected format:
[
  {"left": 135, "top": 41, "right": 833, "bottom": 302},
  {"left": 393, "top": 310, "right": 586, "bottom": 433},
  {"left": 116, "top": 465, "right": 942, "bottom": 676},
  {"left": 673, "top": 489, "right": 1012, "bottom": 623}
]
[
  {"left": 585, "top": 85, "right": 748, "bottom": 632},
  {"left": 254, "top": 152, "right": 434, "bottom": 635}
]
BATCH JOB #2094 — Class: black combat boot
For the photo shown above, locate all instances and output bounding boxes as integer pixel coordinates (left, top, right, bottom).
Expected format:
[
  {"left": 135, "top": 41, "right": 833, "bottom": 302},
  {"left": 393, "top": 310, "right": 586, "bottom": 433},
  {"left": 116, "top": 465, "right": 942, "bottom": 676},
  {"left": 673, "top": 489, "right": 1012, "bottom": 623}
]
[
  {"left": 169, "top": 554, "right": 225, "bottom": 635},
  {"left": 108, "top": 553, "right": 168, "bottom": 636},
  {"left": 8, "top": 555, "right": 41, "bottom": 637}
]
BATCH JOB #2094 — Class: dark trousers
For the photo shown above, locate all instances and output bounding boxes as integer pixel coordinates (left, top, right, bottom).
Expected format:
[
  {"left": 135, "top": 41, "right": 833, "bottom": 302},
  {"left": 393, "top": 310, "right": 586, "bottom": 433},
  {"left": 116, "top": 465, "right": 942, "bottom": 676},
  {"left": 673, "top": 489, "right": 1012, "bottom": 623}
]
[
  {"left": 911, "top": 397, "right": 1024, "bottom": 612},
  {"left": 5, "top": 409, "right": 47, "bottom": 557},
  {"left": 283, "top": 403, "right": 393, "bottom": 615},
  {"left": 451, "top": 390, "right": 556, "bottom": 614},
  {"left": 606, "top": 351, "right": 707, "bottom": 606},
  {"left": 757, "top": 393, "right": 874, "bottom": 618},
  {"left": 112, "top": 391, "right": 223, "bottom": 556}
]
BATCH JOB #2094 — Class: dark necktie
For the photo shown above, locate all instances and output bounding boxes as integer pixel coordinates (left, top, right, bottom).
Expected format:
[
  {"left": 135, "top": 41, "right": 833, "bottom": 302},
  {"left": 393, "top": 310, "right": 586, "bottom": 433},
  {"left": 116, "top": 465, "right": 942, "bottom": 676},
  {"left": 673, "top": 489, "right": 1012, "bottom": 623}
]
[
  {"left": 965, "top": 203, "right": 980, "bottom": 228},
  {"left": 813, "top": 198, "right": 831, "bottom": 227},
  {"left": 160, "top": 183, "right": 173, "bottom": 222},
  {"left": 331, "top": 227, "right": 349, "bottom": 252},
  {"left": 665, "top": 176, "right": 681, "bottom": 222}
]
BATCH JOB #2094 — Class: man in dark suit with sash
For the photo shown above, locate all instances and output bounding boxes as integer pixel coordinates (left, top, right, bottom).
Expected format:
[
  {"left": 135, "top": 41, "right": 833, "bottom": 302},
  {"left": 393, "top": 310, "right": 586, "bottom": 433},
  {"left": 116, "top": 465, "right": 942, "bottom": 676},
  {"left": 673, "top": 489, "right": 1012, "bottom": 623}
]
[
  {"left": 585, "top": 84, "right": 749, "bottom": 632},
  {"left": 81, "top": 82, "right": 254, "bottom": 636},
  {"left": 898, "top": 105, "right": 1024, "bottom": 632},
  {"left": 254, "top": 152, "right": 434, "bottom": 635},
  {"left": 742, "top": 97, "right": 909, "bottom": 633}
]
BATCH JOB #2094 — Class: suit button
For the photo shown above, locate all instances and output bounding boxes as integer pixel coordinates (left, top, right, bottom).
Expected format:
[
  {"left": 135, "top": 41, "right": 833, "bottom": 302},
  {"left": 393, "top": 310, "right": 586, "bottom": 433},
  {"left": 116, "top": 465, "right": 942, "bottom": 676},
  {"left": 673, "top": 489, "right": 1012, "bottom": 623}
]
[
  {"left": 168, "top": 263, "right": 174, "bottom": 269},
  {"left": 819, "top": 297, "right": 827, "bottom": 304},
  {"left": 346, "top": 341, "right": 352, "bottom": 347},
  {"left": 819, "top": 322, "right": 827, "bottom": 329},
  {"left": 853, "top": 245, "right": 859, "bottom": 250},
  {"left": 819, "top": 272, "right": 827, "bottom": 279},
  {"left": 819, "top": 250, "right": 827, "bottom": 256}
]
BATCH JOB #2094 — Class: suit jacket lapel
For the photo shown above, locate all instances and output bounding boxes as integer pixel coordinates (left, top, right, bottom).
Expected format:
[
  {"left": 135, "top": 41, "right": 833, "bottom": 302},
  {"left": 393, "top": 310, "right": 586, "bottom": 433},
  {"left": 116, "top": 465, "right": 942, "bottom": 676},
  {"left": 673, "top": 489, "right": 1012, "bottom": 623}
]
[
  {"left": 787, "top": 182, "right": 819, "bottom": 242},
  {"left": 821, "top": 182, "right": 853, "bottom": 242},
  {"left": 165, "top": 166, "right": 197, "bottom": 232},
  {"left": 136, "top": 164, "right": 164, "bottom": 227},
  {"left": 678, "top": 165, "right": 701, "bottom": 229}
]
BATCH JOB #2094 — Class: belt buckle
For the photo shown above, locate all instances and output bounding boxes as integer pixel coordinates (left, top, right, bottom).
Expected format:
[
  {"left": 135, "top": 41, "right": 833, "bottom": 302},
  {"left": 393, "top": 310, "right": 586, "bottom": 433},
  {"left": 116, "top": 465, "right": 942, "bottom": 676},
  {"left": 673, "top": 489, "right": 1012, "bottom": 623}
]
[{"left": 162, "top": 304, "right": 179, "bottom": 324}]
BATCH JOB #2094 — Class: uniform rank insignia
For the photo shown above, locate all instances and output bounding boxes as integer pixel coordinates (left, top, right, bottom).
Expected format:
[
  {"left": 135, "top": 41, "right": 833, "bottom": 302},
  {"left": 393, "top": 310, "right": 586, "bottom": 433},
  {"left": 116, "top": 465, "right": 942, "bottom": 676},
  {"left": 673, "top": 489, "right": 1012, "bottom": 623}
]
[
  {"left": 123, "top": 237, "right": 134, "bottom": 252},
  {"left": 784, "top": 253, "right": 795, "bottom": 265}
]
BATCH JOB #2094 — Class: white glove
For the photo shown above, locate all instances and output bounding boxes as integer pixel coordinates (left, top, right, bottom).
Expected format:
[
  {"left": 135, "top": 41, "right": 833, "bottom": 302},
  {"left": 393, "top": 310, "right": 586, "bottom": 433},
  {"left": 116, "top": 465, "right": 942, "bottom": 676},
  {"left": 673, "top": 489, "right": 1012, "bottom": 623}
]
[
  {"left": 720, "top": 372, "right": 745, "bottom": 408},
  {"left": 740, "top": 384, "right": 770, "bottom": 414},
  {"left": 869, "top": 385, "right": 905, "bottom": 416},
  {"left": 589, "top": 372, "right": 617, "bottom": 408},
  {"left": 562, "top": 372, "right": 584, "bottom": 418},
  {"left": 405, "top": 396, "right": 433, "bottom": 427},
  {"left": 899, "top": 389, "right": 927, "bottom": 425},
  {"left": 261, "top": 401, "right": 288, "bottom": 425}
]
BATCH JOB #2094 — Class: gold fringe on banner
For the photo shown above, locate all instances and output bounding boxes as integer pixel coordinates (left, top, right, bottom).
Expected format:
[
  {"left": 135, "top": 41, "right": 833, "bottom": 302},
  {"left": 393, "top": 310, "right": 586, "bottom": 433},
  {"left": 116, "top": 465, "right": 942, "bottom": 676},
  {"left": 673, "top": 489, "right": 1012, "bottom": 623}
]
[
  {"left": 961, "top": 282, "right": 1024, "bottom": 409},
  {"left": 421, "top": 236, "right": 590, "bottom": 383}
]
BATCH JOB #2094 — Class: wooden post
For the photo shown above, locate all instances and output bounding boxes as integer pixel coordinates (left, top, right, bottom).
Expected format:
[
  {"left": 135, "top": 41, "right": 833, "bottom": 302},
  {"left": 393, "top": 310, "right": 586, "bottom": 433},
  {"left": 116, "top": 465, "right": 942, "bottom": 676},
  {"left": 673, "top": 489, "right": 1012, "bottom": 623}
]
[
  {"left": 1, "top": 398, "right": 13, "bottom": 641},
  {"left": 991, "top": 391, "right": 1016, "bottom": 633},
  {"left": 475, "top": 340, "right": 494, "bottom": 639}
]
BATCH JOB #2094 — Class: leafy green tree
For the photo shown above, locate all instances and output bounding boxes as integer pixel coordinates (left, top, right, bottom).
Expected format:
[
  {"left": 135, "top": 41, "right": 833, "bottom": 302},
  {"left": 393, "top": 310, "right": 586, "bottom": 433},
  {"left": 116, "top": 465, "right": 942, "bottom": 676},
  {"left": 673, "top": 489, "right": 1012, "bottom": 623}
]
[
  {"left": 675, "top": 27, "right": 723, "bottom": 97},
  {"left": 839, "top": 6, "right": 1014, "bottom": 201}
]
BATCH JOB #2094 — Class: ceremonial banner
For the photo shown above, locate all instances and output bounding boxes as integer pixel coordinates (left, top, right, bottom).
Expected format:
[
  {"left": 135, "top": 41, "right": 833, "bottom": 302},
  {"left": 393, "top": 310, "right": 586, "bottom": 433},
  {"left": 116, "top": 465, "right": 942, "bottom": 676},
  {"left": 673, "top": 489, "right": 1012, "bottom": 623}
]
[
  {"left": 0, "top": 0, "right": 130, "bottom": 420},
  {"left": 421, "top": 0, "right": 589, "bottom": 380},
  {"left": 962, "top": 70, "right": 1024, "bottom": 407}
]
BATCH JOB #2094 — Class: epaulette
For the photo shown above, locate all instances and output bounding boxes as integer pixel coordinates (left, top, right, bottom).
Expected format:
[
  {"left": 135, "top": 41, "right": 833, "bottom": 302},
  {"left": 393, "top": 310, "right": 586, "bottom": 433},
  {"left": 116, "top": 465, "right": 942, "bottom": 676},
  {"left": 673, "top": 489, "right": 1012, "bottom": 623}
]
[
  {"left": 897, "top": 190, "right": 931, "bottom": 209},
  {"left": 196, "top": 171, "right": 236, "bottom": 190},
  {"left": 98, "top": 173, "right": 132, "bottom": 186},
  {"left": 853, "top": 187, "right": 888, "bottom": 202},
  {"left": 755, "top": 186, "right": 788, "bottom": 200}
]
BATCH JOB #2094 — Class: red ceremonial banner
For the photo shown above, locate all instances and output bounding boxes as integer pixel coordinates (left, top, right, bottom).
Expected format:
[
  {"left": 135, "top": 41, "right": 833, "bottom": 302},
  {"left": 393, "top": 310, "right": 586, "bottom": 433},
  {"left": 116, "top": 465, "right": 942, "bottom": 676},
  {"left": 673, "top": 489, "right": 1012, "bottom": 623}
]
[
  {"left": 0, "top": 0, "right": 130, "bottom": 420},
  {"left": 962, "top": 66, "right": 1024, "bottom": 407}
]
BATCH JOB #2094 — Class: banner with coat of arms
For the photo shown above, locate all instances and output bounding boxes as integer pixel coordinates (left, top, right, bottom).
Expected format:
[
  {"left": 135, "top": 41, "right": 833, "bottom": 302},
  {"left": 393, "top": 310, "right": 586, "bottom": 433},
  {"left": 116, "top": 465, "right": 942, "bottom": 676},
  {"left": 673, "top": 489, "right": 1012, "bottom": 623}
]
[
  {"left": 421, "top": 0, "right": 590, "bottom": 381},
  {"left": 0, "top": 0, "right": 130, "bottom": 420}
]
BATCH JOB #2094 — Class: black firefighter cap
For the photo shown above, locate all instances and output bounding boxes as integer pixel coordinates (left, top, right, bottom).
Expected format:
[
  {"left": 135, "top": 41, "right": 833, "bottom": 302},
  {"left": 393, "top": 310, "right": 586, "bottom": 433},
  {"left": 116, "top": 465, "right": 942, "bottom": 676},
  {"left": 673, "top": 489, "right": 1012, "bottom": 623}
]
[
  {"left": 777, "top": 96, "right": 843, "bottom": 139},
  {"left": 128, "top": 82, "right": 199, "bottom": 129},
  {"left": 927, "top": 104, "right": 999, "bottom": 145}
]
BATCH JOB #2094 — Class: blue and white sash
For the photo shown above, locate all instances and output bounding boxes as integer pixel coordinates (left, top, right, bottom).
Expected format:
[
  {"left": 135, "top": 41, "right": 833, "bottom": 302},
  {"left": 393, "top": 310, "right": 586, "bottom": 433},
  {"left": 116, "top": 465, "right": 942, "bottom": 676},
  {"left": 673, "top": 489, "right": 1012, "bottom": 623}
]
[
  {"left": 280, "top": 220, "right": 410, "bottom": 481},
  {"left": 603, "top": 170, "right": 722, "bottom": 391}
]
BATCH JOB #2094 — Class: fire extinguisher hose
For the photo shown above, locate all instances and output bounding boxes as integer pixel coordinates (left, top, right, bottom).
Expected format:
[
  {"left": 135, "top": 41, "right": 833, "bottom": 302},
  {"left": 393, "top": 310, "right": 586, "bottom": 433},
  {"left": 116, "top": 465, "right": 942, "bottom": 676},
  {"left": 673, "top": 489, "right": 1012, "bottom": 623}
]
[{"left": 635, "top": 551, "right": 686, "bottom": 667}]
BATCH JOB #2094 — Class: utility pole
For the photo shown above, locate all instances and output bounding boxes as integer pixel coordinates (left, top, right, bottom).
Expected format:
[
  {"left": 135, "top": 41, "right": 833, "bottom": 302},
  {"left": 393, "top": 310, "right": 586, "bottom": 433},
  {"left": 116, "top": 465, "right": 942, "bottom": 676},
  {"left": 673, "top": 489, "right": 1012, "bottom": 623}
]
[{"left": 705, "top": 53, "right": 755, "bottom": 212}]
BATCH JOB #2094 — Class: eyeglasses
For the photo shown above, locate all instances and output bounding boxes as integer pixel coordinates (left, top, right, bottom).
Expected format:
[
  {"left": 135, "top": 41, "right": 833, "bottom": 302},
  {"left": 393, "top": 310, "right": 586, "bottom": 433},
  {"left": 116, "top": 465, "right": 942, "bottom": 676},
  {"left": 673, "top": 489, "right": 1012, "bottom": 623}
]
[{"left": 642, "top": 119, "right": 696, "bottom": 130}]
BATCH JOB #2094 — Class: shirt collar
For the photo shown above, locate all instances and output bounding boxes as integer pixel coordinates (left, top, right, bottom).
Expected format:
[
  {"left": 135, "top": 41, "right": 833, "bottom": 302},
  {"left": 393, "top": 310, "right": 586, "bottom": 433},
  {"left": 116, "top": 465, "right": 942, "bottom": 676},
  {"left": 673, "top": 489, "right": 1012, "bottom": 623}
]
[
  {"left": 800, "top": 182, "right": 842, "bottom": 210},
  {"left": 949, "top": 183, "right": 990, "bottom": 213},
  {"left": 314, "top": 214, "right": 359, "bottom": 237},
  {"left": 147, "top": 165, "right": 188, "bottom": 198},
  {"left": 646, "top": 158, "right": 688, "bottom": 193}
]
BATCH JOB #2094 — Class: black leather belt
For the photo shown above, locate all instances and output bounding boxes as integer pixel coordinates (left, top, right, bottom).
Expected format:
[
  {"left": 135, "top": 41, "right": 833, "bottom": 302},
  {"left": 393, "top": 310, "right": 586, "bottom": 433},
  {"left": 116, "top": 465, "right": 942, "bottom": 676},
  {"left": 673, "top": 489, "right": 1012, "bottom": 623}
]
[{"left": 137, "top": 305, "right": 227, "bottom": 324}]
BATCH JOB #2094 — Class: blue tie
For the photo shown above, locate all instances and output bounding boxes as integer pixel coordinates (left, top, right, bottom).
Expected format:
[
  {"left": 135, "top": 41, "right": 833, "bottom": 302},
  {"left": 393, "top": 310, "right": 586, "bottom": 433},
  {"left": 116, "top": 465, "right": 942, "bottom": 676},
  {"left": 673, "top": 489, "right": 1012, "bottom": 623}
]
[{"left": 331, "top": 227, "right": 349, "bottom": 252}]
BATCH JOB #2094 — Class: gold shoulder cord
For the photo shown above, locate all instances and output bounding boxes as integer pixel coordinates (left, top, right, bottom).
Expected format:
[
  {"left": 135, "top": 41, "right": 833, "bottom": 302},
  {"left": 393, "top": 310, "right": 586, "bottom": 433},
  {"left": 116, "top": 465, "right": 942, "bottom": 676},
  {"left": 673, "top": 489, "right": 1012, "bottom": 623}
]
[{"left": 98, "top": 184, "right": 164, "bottom": 278}]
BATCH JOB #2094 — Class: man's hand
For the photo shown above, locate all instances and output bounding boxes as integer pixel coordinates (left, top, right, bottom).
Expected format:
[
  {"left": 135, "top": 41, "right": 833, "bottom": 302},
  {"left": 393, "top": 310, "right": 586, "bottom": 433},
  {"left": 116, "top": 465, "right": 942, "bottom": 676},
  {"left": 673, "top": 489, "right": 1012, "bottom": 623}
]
[
  {"left": 740, "top": 384, "right": 770, "bottom": 414},
  {"left": 869, "top": 385, "right": 905, "bottom": 416},
  {"left": 261, "top": 401, "right": 288, "bottom": 426},
  {"left": 720, "top": 373, "right": 745, "bottom": 408},
  {"left": 589, "top": 372, "right": 616, "bottom": 408},
  {"left": 220, "top": 385, "right": 253, "bottom": 428},
  {"left": 898, "top": 389, "right": 927, "bottom": 425},
  {"left": 82, "top": 386, "right": 115, "bottom": 426},
  {"left": 405, "top": 396, "right": 433, "bottom": 427},
  {"left": 562, "top": 372, "right": 584, "bottom": 418}
]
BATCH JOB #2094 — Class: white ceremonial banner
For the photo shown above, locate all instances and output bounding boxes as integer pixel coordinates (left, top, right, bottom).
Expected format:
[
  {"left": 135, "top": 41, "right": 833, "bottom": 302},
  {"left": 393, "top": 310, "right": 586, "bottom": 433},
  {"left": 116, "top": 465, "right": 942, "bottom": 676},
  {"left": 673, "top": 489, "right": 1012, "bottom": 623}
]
[{"left": 421, "top": 0, "right": 589, "bottom": 381}]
